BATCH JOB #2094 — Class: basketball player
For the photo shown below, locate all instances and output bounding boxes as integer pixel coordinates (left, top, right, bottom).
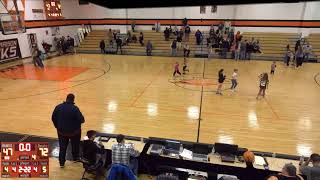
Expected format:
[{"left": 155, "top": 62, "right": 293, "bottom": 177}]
[
  {"left": 216, "top": 69, "right": 226, "bottom": 95},
  {"left": 256, "top": 73, "right": 269, "bottom": 99},
  {"left": 182, "top": 58, "right": 189, "bottom": 74},
  {"left": 173, "top": 62, "right": 181, "bottom": 76},
  {"left": 230, "top": 69, "right": 238, "bottom": 92}
]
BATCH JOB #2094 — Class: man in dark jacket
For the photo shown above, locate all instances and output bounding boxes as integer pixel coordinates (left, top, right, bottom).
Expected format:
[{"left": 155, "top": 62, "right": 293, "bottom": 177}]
[
  {"left": 52, "top": 94, "right": 85, "bottom": 167},
  {"left": 100, "top": 40, "right": 106, "bottom": 54},
  {"left": 116, "top": 37, "right": 122, "bottom": 54}
]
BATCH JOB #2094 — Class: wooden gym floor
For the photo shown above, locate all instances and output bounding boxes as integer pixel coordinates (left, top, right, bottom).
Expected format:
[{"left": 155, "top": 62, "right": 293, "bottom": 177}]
[{"left": 0, "top": 54, "right": 319, "bottom": 158}]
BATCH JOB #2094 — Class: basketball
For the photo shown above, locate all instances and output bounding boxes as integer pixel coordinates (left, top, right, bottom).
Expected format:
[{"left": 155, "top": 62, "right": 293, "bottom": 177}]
[{"left": 243, "top": 151, "right": 255, "bottom": 163}]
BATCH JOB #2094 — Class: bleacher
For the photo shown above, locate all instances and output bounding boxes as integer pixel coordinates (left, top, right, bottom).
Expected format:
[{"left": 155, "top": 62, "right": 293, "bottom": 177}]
[
  {"left": 307, "top": 33, "right": 320, "bottom": 62},
  {"left": 77, "top": 29, "right": 319, "bottom": 62},
  {"left": 242, "top": 32, "right": 300, "bottom": 60}
]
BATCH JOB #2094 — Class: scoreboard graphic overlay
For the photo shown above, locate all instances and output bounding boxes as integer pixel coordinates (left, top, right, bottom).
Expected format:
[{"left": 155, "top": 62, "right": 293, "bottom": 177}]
[{"left": 0, "top": 142, "right": 49, "bottom": 178}]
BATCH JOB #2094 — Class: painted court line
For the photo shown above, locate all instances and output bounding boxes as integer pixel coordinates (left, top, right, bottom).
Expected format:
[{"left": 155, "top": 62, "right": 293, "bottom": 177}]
[{"left": 129, "top": 69, "right": 163, "bottom": 107}]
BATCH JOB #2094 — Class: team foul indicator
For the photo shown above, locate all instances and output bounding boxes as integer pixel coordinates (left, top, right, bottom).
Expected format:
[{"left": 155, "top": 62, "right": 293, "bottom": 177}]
[{"left": 0, "top": 142, "right": 49, "bottom": 178}]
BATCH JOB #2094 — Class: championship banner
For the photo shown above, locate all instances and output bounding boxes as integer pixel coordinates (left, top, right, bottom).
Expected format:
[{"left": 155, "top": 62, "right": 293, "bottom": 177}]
[{"left": 0, "top": 38, "right": 22, "bottom": 63}]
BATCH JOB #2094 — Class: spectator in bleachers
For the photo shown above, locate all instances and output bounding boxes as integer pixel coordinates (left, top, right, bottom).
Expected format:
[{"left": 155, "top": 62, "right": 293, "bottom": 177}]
[
  {"left": 235, "top": 31, "right": 242, "bottom": 43},
  {"left": 182, "top": 17, "right": 188, "bottom": 27},
  {"left": 116, "top": 37, "right": 123, "bottom": 54},
  {"left": 82, "top": 130, "right": 106, "bottom": 177},
  {"left": 296, "top": 45, "right": 304, "bottom": 68},
  {"left": 171, "top": 40, "right": 178, "bottom": 56},
  {"left": 240, "top": 40, "right": 247, "bottom": 60},
  {"left": 246, "top": 39, "right": 254, "bottom": 60},
  {"left": 228, "top": 28, "right": 235, "bottom": 43},
  {"left": 132, "top": 34, "right": 137, "bottom": 43},
  {"left": 131, "top": 19, "right": 136, "bottom": 32},
  {"left": 267, "top": 163, "right": 303, "bottom": 180},
  {"left": 113, "top": 30, "right": 118, "bottom": 40},
  {"left": 234, "top": 42, "right": 241, "bottom": 61},
  {"left": 218, "top": 21, "right": 224, "bottom": 32},
  {"left": 168, "top": 26, "right": 173, "bottom": 35},
  {"left": 164, "top": 27, "right": 170, "bottom": 41},
  {"left": 183, "top": 43, "right": 190, "bottom": 57},
  {"left": 146, "top": 41, "right": 153, "bottom": 56},
  {"left": 108, "top": 29, "right": 113, "bottom": 40},
  {"left": 173, "top": 25, "right": 179, "bottom": 36},
  {"left": 111, "top": 134, "right": 140, "bottom": 175},
  {"left": 303, "top": 42, "right": 312, "bottom": 62},
  {"left": 285, "top": 44, "right": 293, "bottom": 66},
  {"left": 253, "top": 39, "right": 261, "bottom": 53},
  {"left": 184, "top": 25, "right": 191, "bottom": 41},
  {"left": 126, "top": 31, "right": 132, "bottom": 44},
  {"left": 195, "top": 30, "right": 203, "bottom": 45},
  {"left": 139, "top": 32, "right": 144, "bottom": 46},
  {"left": 221, "top": 38, "right": 230, "bottom": 59},
  {"left": 99, "top": 40, "right": 105, "bottom": 54},
  {"left": 295, "top": 40, "right": 301, "bottom": 53},
  {"left": 155, "top": 21, "right": 161, "bottom": 32},
  {"left": 300, "top": 153, "right": 320, "bottom": 180}
]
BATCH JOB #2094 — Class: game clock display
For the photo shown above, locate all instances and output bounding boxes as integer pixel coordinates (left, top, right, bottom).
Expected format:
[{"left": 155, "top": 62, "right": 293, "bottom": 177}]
[{"left": 0, "top": 142, "right": 49, "bottom": 178}]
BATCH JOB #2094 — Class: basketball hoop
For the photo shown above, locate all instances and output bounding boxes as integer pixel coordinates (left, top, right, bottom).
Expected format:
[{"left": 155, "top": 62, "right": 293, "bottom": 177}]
[{"left": 0, "top": 13, "right": 26, "bottom": 35}]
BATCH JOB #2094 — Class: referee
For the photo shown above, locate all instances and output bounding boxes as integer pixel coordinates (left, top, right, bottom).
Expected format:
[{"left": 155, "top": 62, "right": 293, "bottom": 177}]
[{"left": 52, "top": 94, "right": 85, "bottom": 167}]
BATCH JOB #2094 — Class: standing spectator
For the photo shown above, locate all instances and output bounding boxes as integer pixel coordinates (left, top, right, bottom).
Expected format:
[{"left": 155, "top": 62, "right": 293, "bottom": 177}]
[
  {"left": 126, "top": 31, "right": 132, "bottom": 44},
  {"left": 108, "top": 28, "right": 113, "bottom": 40},
  {"left": 234, "top": 42, "right": 241, "bottom": 60},
  {"left": 183, "top": 43, "right": 190, "bottom": 57},
  {"left": 164, "top": 27, "right": 170, "bottom": 41},
  {"left": 246, "top": 39, "right": 254, "bottom": 60},
  {"left": 113, "top": 30, "right": 118, "bottom": 40},
  {"left": 235, "top": 31, "right": 242, "bottom": 43},
  {"left": 182, "top": 17, "right": 188, "bottom": 27},
  {"left": 303, "top": 42, "right": 312, "bottom": 62},
  {"left": 216, "top": 69, "right": 226, "bottom": 95},
  {"left": 52, "top": 94, "right": 85, "bottom": 167},
  {"left": 221, "top": 38, "right": 230, "bottom": 59},
  {"left": 295, "top": 40, "right": 301, "bottom": 53},
  {"left": 267, "top": 163, "right": 303, "bottom": 180},
  {"left": 296, "top": 45, "right": 304, "bottom": 68},
  {"left": 111, "top": 134, "right": 140, "bottom": 175},
  {"left": 195, "top": 30, "right": 202, "bottom": 45},
  {"left": 99, "top": 40, "right": 105, "bottom": 54},
  {"left": 218, "top": 21, "right": 224, "bottom": 32},
  {"left": 184, "top": 25, "right": 191, "bottom": 41},
  {"left": 131, "top": 19, "right": 136, "bottom": 32},
  {"left": 116, "top": 37, "right": 123, "bottom": 54},
  {"left": 155, "top": 21, "right": 161, "bottom": 32},
  {"left": 171, "top": 40, "right": 177, "bottom": 56},
  {"left": 146, "top": 40, "right": 153, "bottom": 56},
  {"left": 240, "top": 40, "right": 247, "bottom": 60},
  {"left": 228, "top": 28, "right": 235, "bottom": 43},
  {"left": 285, "top": 44, "right": 293, "bottom": 66},
  {"left": 139, "top": 32, "right": 144, "bottom": 46},
  {"left": 299, "top": 153, "right": 320, "bottom": 180}
]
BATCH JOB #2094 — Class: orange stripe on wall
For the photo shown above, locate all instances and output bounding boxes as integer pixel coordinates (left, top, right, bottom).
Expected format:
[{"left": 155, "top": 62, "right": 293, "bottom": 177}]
[{"left": 24, "top": 19, "right": 320, "bottom": 28}]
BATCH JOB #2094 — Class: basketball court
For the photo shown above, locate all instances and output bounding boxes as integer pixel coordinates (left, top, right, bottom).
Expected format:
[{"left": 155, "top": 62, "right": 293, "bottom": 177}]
[{"left": 0, "top": 54, "right": 319, "bottom": 156}]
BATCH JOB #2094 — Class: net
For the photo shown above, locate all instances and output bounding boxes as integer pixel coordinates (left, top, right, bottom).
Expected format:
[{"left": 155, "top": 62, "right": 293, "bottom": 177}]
[{"left": 0, "top": 13, "right": 25, "bottom": 35}]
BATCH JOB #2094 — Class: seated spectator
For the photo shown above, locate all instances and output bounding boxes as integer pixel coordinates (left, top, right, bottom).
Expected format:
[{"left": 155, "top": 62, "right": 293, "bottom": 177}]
[
  {"left": 183, "top": 43, "right": 190, "bottom": 57},
  {"left": 240, "top": 151, "right": 260, "bottom": 180},
  {"left": 146, "top": 40, "right": 153, "bottom": 56},
  {"left": 107, "top": 164, "right": 136, "bottom": 180},
  {"left": 195, "top": 30, "right": 203, "bottom": 45},
  {"left": 83, "top": 130, "right": 106, "bottom": 178},
  {"left": 300, "top": 153, "right": 320, "bottom": 180},
  {"left": 267, "top": 163, "right": 303, "bottom": 180},
  {"left": 132, "top": 34, "right": 137, "bottom": 43},
  {"left": 253, "top": 39, "right": 261, "bottom": 53},
  {"left": 139, "top": 32, "right": 144, "bottom": 46},
  {"left": 111, "top": 134, "right": 140, "bottom": 175}
]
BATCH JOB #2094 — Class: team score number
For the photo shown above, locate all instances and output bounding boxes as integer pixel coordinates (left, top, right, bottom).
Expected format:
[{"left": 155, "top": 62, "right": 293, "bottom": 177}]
[
  {"left": 39, "top": 147, "right": 48, "bottom": 157},
  {"left": 2, "top": 147, "right": 13, "bottom": 156}
]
